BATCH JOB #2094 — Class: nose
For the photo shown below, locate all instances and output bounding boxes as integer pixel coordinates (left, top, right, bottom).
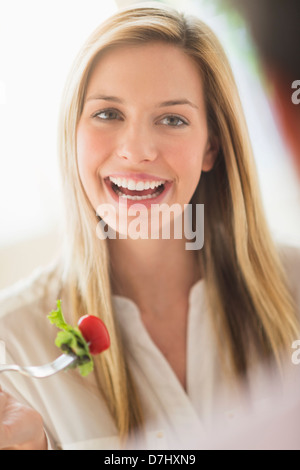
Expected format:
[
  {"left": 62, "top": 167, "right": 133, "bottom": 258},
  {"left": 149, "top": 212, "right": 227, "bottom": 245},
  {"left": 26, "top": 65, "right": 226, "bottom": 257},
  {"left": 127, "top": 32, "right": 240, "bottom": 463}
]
[{"left": 115, "top": 122, "right": 158, "bottom": 164}]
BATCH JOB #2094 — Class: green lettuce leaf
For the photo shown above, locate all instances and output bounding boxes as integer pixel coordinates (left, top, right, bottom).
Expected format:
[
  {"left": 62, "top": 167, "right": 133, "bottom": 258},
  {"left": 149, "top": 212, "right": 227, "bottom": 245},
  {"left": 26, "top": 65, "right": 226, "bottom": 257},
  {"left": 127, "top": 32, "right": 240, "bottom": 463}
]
[{"left": 48, "top": 300, "right": 93, "bottom": 376}]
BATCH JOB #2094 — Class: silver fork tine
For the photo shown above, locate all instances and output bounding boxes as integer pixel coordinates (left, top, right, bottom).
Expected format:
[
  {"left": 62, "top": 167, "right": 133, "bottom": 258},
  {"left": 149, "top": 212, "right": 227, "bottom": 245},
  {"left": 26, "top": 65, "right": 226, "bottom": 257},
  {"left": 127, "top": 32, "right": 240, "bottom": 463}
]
[{"left": 0, "top": 354, "right": 76, "bottom": 378}]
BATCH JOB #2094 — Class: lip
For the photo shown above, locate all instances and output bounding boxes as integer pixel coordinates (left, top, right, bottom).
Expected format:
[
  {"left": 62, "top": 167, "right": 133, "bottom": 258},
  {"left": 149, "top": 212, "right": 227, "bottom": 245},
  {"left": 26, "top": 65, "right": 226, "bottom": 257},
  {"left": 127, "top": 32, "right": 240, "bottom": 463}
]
[{"left": 103, "top": 176, "right": 173, "bottom": 208}]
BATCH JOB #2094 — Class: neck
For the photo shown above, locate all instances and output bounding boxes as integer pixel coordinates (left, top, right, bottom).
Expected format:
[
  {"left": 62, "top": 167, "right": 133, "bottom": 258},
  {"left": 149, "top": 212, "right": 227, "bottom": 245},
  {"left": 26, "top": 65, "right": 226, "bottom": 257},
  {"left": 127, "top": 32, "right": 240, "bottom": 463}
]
[{"left": 108, "top": 236, "right": 201, "bottom": 316}]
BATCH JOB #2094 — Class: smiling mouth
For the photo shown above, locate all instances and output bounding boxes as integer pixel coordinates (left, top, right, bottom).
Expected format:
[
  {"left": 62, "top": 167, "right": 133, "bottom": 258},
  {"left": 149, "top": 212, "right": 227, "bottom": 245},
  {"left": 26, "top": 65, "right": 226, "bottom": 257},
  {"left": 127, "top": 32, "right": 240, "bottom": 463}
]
[{"left": 105, "top": 176, "right": 167, "bottom": 201}]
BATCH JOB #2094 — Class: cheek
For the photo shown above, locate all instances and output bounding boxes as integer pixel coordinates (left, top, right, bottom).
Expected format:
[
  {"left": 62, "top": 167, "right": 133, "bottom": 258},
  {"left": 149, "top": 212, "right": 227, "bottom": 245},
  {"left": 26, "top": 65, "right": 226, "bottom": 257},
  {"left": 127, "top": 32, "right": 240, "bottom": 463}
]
[
  {"left": 165, "top": 138, "right": 205, "bottom": 180},
  {"left": 166, "top": 139, "right": 205, "bottom": 205},
  {"left": 77, "top": 125, "right": 100, "bottom": 175},
  {"left": 76, "top": 124, "right": 114, "bottom": 186},
  {"left": 76, "top": 123, "right": 113, "bottom": 209}
]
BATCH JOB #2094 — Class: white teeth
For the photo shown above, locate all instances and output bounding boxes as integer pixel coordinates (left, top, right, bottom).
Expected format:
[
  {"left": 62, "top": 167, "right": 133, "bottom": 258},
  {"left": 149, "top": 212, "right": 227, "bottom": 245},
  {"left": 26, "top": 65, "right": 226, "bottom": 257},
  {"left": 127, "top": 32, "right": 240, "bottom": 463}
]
[
  {"left": 114, "top": 188, "right": 162, "bottom": 200},
  {"left": 127, "top": 179, "right": 136, "bottom": 190},
  {"left": 109, "top": 176, "right": 165, "bottom": 191},
  {"left": 136, "top": 181, "right": 145, "bottom": 191}
]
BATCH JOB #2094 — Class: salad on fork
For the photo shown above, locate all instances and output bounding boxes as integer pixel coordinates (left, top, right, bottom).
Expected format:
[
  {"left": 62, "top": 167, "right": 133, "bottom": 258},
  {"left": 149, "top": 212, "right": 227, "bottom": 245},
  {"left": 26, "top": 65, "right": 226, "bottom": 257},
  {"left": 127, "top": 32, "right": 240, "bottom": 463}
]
[{"left": 0, "top": 300, "right": 110, "bottom": 378}]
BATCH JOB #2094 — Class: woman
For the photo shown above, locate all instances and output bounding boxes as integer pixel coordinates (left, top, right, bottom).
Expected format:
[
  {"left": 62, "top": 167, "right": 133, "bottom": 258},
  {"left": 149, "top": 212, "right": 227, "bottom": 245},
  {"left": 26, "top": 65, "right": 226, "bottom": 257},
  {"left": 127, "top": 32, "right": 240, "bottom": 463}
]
[{"left": 0, "top": 4, "right": 299, "bottom": 450}]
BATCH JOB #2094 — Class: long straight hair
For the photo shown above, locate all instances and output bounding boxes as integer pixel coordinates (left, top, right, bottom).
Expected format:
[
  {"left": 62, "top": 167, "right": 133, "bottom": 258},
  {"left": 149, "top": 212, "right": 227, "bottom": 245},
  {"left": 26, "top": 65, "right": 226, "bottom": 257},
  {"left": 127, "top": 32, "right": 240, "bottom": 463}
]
[{"left": 57, "top": 4, "right": 299, "bottom": 440}]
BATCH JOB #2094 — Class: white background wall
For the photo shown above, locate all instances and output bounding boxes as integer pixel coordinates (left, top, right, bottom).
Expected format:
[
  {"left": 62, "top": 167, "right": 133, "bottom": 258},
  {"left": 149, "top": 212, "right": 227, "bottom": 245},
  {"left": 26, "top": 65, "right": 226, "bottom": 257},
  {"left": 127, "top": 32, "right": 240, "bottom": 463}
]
[
  {"left": 0, "top": 0, "right": 118, "bottom": 289},
  {"left": 1, "top": 0, "right": 300, "bottom": 290}
]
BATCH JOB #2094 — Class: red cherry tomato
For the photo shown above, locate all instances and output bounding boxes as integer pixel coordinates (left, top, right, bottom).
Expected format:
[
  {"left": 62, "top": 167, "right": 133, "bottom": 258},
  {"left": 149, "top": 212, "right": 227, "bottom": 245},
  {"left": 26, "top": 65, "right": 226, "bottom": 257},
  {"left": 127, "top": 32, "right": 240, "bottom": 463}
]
[{"left": 78, "top": 315, "right": 110, "bottom": 355}]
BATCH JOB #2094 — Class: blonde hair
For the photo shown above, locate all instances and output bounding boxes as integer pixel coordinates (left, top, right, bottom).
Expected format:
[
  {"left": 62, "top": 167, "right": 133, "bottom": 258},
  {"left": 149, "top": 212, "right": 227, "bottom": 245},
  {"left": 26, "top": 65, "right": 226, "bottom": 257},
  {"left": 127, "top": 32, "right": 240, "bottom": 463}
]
[{"left": 58, "top": 3, "right": 299, "bottom": 440}]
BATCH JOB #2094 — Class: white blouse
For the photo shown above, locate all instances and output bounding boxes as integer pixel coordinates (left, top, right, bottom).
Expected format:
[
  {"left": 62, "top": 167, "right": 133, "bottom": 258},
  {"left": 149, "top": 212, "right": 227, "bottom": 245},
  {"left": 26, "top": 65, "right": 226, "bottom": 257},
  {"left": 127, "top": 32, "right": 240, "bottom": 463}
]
[{"left": 0, "top": 245, "right": 300, "bottom": 450}]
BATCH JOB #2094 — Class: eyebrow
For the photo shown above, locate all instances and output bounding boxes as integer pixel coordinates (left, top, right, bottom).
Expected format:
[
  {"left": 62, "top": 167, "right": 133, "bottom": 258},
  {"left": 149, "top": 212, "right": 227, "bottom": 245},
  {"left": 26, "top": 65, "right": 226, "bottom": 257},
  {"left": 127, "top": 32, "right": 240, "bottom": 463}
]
[
  {"left": 86, "top": 94, "right": 123, "bottom": 103},
  {"left": 158, "top": 99, "right": 198, "bottom": 109},
  {"left": 86, "top": 94, "right": 198, "bottom": 109}
]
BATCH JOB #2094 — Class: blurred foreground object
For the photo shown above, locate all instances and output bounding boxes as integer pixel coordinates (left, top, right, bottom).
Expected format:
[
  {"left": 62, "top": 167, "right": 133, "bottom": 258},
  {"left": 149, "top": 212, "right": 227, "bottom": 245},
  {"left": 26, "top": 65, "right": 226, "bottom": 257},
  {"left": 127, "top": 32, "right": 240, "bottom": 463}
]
[{"left": 229, "top": 0, "right": 300, "bottom": 172}]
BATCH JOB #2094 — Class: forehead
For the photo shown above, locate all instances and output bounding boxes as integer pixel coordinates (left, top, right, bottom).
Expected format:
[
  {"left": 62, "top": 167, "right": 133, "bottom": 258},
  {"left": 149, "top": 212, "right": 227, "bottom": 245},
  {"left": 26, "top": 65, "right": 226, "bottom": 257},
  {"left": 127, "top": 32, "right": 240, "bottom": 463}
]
[{"left": 85, "top": 42, "right": 205, "bottom": 106}]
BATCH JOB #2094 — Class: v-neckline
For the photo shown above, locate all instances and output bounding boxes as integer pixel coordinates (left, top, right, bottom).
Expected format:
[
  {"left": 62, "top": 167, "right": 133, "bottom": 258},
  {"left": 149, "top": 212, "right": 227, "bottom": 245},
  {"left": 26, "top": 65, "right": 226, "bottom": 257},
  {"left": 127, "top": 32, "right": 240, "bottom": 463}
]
[{"left": 112, "top": 279, "right": 207, "bottom": 436}]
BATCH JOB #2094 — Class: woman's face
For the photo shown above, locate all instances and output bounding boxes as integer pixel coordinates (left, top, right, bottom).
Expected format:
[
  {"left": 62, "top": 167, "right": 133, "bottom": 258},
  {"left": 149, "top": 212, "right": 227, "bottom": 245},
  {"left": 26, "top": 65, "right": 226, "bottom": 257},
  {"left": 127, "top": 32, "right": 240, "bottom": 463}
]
[{"left": 77, "top": 42, "right": 216, "bottom": 237}]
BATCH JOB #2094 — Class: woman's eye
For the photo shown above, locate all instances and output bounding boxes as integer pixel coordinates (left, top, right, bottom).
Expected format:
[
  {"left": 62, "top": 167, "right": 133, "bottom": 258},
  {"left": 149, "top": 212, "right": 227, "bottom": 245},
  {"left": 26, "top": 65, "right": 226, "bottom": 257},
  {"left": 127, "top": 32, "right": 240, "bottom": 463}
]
[
  {"left": 93, "top": 109, "right": 122, "bottom": 121},
  {"left": 159, "top": 115, "right": 188, "bottom": 127}
]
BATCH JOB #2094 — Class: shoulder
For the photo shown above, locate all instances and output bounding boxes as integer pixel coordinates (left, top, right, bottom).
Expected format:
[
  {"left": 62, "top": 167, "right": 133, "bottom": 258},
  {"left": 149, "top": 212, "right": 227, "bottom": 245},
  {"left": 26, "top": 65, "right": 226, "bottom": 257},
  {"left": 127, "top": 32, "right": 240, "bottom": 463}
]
[
  {"left": 0, "top": 260, "right": 64, "bottom": 324},
  {"left": 0, "top": 260, "right": 67, "bottom": 368}
]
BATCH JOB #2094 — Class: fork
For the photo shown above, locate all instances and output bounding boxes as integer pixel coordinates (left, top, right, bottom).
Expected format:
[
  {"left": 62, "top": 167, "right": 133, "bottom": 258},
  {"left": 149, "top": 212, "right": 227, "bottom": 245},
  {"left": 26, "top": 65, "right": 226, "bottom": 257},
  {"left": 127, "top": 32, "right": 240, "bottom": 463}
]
[{"left": 0, "top": 354, "right": 77, "bottom": 378}]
